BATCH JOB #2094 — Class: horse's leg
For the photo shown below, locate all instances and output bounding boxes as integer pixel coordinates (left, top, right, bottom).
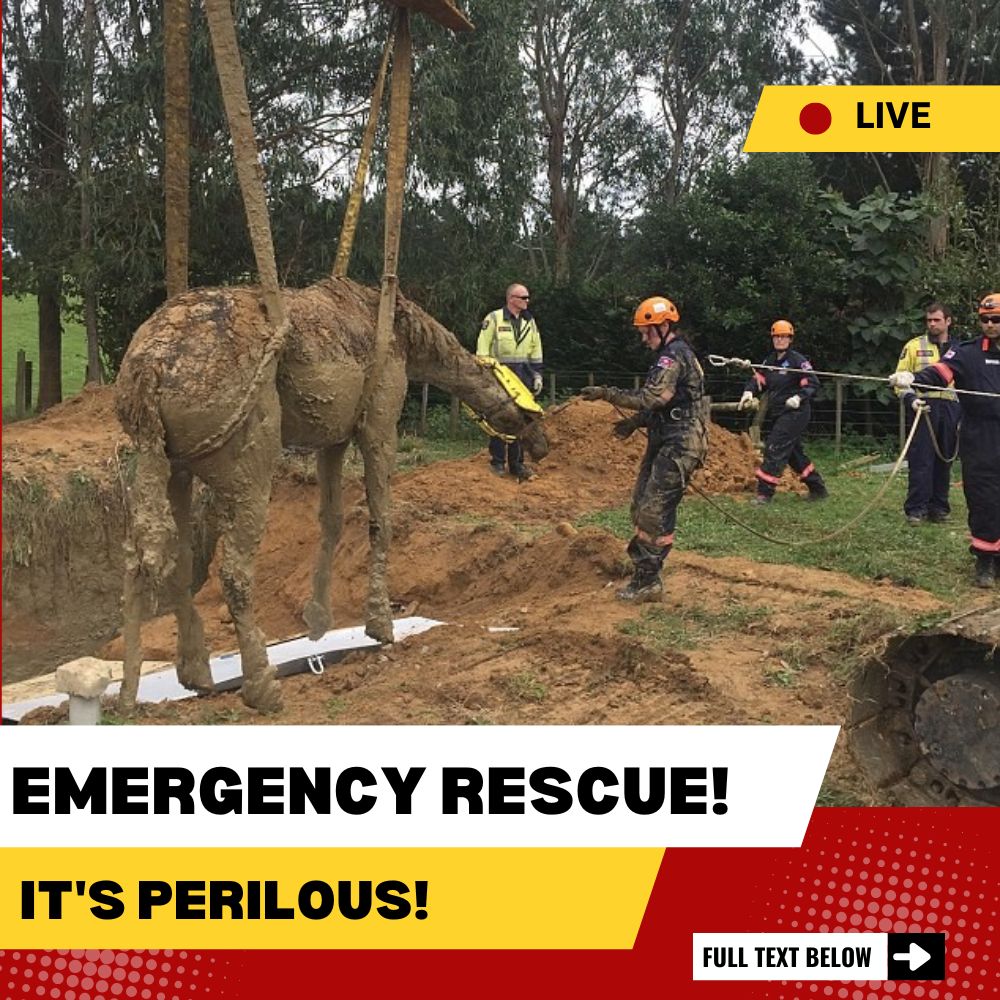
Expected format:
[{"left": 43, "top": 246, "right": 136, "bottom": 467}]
[
  {"left": 119, "top": 540, "right": 144, "bottom": 715},
  {"left": 167, "top": 468, "right": 214, "bottom": 692},
  {"left": 357, "top": 387, "right": 403, "bottom": 645},
  {"left": 207, "top": 387, "right": 283, "bottom": 713},
  {"left": 302, "top": 442, "right": 348, "bottom": 640}
]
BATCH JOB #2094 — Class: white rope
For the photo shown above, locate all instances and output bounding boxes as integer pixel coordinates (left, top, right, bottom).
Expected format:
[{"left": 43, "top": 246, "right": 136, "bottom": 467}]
[{"left": 706, "top": 354, "right": 1000, "bottom": 400}]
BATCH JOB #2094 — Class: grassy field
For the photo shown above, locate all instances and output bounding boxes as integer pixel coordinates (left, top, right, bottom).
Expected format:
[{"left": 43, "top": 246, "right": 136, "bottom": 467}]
[
  {"left": 579, "top": 439, "right": 976, "bottom": 602},
  {"left": 2, "top": 295, "right": 88, "bottom": 415}
]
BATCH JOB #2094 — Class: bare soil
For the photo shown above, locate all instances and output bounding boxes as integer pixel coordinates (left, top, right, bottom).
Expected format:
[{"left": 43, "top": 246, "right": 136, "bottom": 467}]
[{"left": 3, "top": 391, "right": 945, "bottom": 803}]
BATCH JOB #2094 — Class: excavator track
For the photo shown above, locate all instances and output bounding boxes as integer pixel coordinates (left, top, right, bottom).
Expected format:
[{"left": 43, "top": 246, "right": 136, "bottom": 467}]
[{"left": 847, "top": 605, "right": 1000, "bottom": 806}]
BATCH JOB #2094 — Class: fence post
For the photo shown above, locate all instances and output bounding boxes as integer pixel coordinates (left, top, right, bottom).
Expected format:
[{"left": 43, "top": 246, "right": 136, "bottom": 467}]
[
  {"left": 587, "top": 372, "right": 595, "bottom": 387},
  {"left": 419, "top": 382, "right": 429, "bottom": 437},
  {"left": 835, "top": 379, "right": 843, "bottom": 457},
  {"left": 25, "top": 361, "right": 32, "bottom": 411},
  {"left": 633, "top": 375, "right": 640, "bottom": 389},
  {"left": 449, "top": 395, "right": 459, "bottom": 435},
  {"left": 548, "top": 373, "right": 555, "bottom": 407},
  {"left": 15, "top": 350, "right": 27, "bottom": 418}
]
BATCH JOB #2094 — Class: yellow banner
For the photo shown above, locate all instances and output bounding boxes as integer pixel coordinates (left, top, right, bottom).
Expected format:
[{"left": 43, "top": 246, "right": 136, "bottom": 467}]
[
  {"left": 0, "top": 847, "right": 662, "bottom": 949},
  {"left": 743, "top": 86, "right": 1000, "bottom": 152}
]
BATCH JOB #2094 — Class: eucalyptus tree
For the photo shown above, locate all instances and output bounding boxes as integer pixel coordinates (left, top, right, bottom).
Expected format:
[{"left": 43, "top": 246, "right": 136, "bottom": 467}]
[
  {"left": 3, "top": 0, "right": 71, "bottom": 409},
  {"left": 813, "top": 0, "right": 1000, "bottom": 254},
  {"left": 524, "top": 0, "right": 647, "bottom": 284},
  {"left": 635, "top": 0, "right": 806, "bottom": 206}
]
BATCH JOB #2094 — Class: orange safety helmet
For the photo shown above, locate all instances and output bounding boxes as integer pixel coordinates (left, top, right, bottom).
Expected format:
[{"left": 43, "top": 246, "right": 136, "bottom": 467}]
[
  {"left": 770, "top": 319, "right": 795, "bottom": 338},
  {"left": 978, "top": 293, "right": 1000, "bottom": 316},
  {"left": 633, "top": 296, "right": 680, "bottom": 327}
]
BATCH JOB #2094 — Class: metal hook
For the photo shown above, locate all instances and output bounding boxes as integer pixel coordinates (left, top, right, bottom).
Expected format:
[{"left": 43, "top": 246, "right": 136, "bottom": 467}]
[{"left": 307, "top": 655, "right": 326, "bottom": 675}]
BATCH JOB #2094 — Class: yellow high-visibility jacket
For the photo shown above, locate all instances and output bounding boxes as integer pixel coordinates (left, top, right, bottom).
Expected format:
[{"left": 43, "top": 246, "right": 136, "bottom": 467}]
[
  {"left": 894, "top": 335, "right": 957, "bottom": 401},
  {"left": 476, "top": 307, "right": 543, "bottom": 386}
]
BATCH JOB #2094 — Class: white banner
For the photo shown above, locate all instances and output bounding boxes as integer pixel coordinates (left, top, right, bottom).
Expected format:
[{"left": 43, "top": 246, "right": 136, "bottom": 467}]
[{"left": 0, "top": 725, "right": 837, "bottom": 848}]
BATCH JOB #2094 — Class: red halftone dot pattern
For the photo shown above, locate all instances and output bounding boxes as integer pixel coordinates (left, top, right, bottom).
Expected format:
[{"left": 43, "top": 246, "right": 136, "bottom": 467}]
[
  {"left": 0, "top": 950, "right": 227, "bottom": 998},
  {"left": 763, "top": 823, "right": 999, "bottom": 1000},
  {"left": 799, "top": 102, "right": 832, "bottom": 134}
]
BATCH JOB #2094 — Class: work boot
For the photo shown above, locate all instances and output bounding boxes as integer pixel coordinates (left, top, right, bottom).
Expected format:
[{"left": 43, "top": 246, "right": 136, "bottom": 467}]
[
  {"left": 804, "top": 486, "right": 829, "bottom": 502},
  {"left": 512, "top": 465, "right": 537, "bottom": 483},
  {"left": 489, "top": 463, "right": 507, "bottom": 477},
  {"left": 750, "top": 493, "right": 772, "bottom": 506},
  {"left": 927, "top": 510, "right": 950, "bottom": 524},
  {"left": 906, "top": 514, "right": 927, "bottom": 527},
  {"left": 974, "top": 554, "right": 996, "bottom": 589},
  {"left": 616, "top": 575, "right": 663, "bottom": 603}
]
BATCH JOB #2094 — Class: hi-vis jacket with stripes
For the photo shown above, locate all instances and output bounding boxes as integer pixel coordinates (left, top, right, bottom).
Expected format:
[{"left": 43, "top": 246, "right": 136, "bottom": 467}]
[{"left": 476, "top": 307, "right": 543, "bottom": 388}]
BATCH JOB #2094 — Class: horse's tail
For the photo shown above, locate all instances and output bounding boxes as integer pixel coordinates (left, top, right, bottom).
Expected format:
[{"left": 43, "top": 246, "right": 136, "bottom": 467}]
[{"left": 116, "top": 364, "right": 177, "bottom": 594}]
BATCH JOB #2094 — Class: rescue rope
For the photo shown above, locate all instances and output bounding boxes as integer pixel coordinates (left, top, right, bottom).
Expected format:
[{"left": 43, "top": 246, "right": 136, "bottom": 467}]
[
  {"left": 923, "top": 408, "right": 961, "bottom": 464},
  {"left": 607, "top": 399, "right": 926, "bottom": 548},
  {"left": 685, "top": 408, "right": 926, "bottom": 547},
  {"left": 707, "top": 354, "right": 1000, "bottom": 400}
]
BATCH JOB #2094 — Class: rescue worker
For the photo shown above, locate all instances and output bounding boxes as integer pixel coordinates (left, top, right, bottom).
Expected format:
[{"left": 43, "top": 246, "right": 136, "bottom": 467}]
[
  {"left": 893, "top": 302, "right": 960, "bottom": 526},
  {"left": 738, "top": 319, "right": 828, "bottom": 504},
  {"left": 476, "top": 282, "right": 544, "bottom": 481},
  {"left": 890, "top": 293, "right": 1000, "bottom": 588},
  {"left": 579, "top": 296, "right": 708, "bottom": 602}
]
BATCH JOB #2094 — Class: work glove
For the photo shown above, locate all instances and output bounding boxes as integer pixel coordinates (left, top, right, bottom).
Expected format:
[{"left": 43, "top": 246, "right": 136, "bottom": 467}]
[
  {"left": 911, "top": 396, "right": 929, "bottom": 413},
  {"left": 785, "top": 394, "right": 801, "bottom": 410},
  {"left": 889, "top": 371, "right": 915, "bottom": 390},
  {"left": 580, "top": 386, "right": 609, "bottom": 401},
  {"left": 613, "top": 415, "right": 641, "bottom": 440},
  {"left": 737, "top": 390, "right": 755, "bottom": 411},
  {"left": 532, "top": 373, "right": 544, "bottom": 395}
]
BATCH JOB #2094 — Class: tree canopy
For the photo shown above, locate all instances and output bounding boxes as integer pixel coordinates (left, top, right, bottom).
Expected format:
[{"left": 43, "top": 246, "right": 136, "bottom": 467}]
[{"left": 2, "top": 0, "right": 997, "bottom": 407}]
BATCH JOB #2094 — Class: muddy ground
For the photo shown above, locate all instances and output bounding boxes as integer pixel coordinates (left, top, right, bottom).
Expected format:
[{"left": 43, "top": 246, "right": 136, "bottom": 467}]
[{"left": 2, "top": 389, "right": 947, "bottom": 804}]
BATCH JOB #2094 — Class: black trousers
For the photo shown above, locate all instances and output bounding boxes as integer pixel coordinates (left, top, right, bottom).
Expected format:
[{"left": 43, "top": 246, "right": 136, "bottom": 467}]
[
  {"left": 756, "top": 407, "right": 825, "bottom": 497},
  {"left": 904, "top": 398, "right": 959, "bottom": 517},
  {"left": 961, "top": 417, "right": 1000, "bottom": 554},
  {"left": 489, "top": 436, "right": 523, "bottom": 471}
]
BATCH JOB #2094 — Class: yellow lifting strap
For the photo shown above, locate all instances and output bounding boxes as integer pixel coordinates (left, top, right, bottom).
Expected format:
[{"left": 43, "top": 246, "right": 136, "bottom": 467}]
[{"left": 463, "top": 358, "right": 544, "bottom": 442}]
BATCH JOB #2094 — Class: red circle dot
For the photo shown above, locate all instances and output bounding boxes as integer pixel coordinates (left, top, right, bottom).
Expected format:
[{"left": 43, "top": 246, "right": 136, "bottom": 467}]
[{"left": 800, "top": 102, "right": 832, "bottom": 135}]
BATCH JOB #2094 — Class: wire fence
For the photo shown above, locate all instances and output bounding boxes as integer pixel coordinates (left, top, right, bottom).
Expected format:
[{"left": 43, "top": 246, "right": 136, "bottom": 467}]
[{"left": 400, "top": 367, "right": 917, "bottom": 454}]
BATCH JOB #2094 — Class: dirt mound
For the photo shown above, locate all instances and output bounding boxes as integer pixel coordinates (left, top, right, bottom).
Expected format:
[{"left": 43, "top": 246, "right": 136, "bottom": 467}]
[{"left": 1, "top": 385, "right": 125, "bottom": 488}]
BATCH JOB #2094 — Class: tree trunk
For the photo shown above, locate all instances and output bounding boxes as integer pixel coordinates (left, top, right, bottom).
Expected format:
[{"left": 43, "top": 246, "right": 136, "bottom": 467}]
[
  {"left": 919, "top": 0, "right": 953, "bottom": 258},
  {"left": 37, "top": 275, "right": 63, "bottom": 411},
  {"left": 548, "top": 128, "right": 572, "bottom": 285},
  {"left": 35, "top": 0, "right": 67, "bottom": 410},
  {"left": 80, "top": 0, "right": 102, "bottom": 384}
]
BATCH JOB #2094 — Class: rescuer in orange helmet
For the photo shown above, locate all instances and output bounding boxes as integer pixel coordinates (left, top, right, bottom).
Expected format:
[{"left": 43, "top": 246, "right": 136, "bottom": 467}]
[
  {"left": 579, "top": 295, "right": 708, "bottom": 602},
  {"left": 738, "top": 319, "right": 828, "bottom": 505}
]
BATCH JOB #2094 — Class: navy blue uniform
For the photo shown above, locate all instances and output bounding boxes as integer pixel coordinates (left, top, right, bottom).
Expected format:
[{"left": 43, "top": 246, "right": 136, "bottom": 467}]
[
  {"left": 907, "top": 335, "right": 1000, "bottom": 557},
  {"left": 744, "top": 349, "right": 826, "bottom": 499}
]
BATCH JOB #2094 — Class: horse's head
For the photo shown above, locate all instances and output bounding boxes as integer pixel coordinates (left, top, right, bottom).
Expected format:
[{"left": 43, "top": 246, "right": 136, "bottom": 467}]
[
  {"left": 396, "top": 299, "right": 550, "bottom": 460},
  {"left": 463, "top": 358, "right": 549, "bottom": 460}
]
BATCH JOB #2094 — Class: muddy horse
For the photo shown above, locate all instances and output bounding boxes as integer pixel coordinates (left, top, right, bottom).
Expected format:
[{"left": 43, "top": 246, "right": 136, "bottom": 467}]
[{"left": 115, "top": 277, "right": 547, "bottom": 713}]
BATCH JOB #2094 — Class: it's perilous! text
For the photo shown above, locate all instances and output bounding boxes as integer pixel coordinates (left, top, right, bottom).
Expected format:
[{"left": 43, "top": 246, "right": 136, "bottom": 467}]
[{"left": 21, "top": 879, "right": 430, "bottom": 921}]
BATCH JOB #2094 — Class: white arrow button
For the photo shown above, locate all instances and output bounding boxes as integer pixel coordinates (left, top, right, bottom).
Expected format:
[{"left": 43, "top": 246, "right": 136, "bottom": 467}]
[{"left": 892, "top": 942, "right": 931, "bottom": 970}]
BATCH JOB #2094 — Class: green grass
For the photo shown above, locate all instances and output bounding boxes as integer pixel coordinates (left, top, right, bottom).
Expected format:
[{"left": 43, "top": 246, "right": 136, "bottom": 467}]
[
  {"left": 617, "top": 602, "right": 771, "bottom": 650},
  {"left": 2, "top": 295, "right": 88, "bottom": 415},
  {"left": 499, "top": 671, "right": 548, "bottom": 702},
  {"left": 579, "top": 440, "right": 976, "bottom": 602}
]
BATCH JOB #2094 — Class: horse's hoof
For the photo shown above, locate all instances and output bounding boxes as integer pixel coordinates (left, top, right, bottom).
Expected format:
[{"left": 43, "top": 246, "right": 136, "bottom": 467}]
[
  {"left": 302, "top": 599, "right": 331, "bottom": 641},
  {"left": 241, "top": 674, "right": 283, "bottom": 714},
  {"left": 176, "top": 656, "right": 214, "bottom": 692},
  {"left": 365, "top": 616, "right": 395, "bottom": 646}
]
